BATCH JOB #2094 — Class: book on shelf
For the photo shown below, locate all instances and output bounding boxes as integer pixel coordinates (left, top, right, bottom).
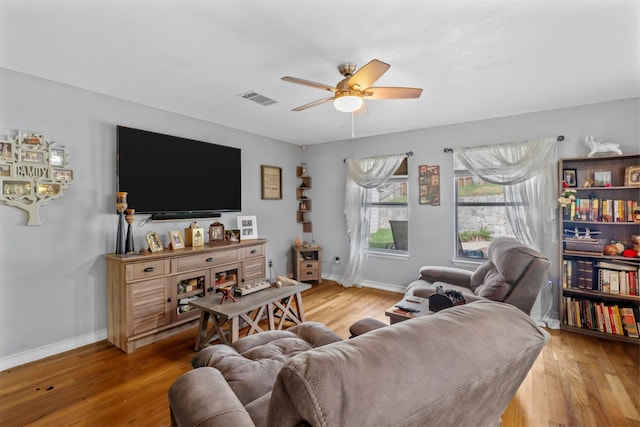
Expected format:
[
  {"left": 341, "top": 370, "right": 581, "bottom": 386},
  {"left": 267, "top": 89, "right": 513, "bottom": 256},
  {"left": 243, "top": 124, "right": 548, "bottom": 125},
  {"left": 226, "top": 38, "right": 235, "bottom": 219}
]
[
  {"left": 594, "top": 261, "right": 639, "bottom": 296},
  {"left": 620, "top": 307, "right": 639, "bottom": 338},
  {"left": 566, "top": 198, "right": 639, "bottom": 222},
  {"left": 563, "top": 296, "right": 639, "bottom": 339}
]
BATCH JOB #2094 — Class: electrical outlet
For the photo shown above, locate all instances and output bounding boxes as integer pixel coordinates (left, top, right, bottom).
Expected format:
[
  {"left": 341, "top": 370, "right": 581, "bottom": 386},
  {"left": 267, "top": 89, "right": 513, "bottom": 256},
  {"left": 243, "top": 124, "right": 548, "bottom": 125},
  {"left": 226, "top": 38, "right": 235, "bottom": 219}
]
[
  {"left": 334, "top": 257, "right": 340, "bottom": 264},
  {"left": 268, "top": 259, "right": 273, "bottom": 268}
]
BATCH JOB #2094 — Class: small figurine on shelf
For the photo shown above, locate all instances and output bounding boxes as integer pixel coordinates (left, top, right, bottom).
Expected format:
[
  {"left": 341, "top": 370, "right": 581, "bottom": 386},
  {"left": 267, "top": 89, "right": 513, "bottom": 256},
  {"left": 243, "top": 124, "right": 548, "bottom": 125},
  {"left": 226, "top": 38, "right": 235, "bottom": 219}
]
[
  {"left": 294, "top": 236, "right": 301, "bottom": 247},
  {"left": 584, "top": 136, "right": 623, "bottom": 157}
]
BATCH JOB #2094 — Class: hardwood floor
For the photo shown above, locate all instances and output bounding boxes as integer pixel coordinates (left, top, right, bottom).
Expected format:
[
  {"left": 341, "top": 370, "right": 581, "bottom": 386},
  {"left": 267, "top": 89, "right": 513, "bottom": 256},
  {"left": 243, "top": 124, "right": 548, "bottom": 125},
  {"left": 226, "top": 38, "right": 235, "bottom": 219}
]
[{"left": 0, "top": 281, "right": 638, "bottom": 426}]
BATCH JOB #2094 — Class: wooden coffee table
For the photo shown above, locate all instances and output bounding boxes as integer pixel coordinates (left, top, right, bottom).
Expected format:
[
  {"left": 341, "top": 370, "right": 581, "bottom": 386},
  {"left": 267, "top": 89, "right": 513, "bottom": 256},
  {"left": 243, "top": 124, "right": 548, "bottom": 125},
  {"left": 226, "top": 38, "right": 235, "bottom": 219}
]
[
  {"left": 189, "top": 282, "right": 311, "bottom": 350},
  {"left": 385, "top": 296, "right": 432, "bottom": 324}
]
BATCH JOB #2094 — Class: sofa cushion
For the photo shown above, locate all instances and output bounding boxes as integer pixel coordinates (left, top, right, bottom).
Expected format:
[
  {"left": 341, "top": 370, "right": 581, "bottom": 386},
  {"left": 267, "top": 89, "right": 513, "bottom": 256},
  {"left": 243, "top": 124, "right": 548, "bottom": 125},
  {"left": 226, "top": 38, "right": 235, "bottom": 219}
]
[
  {"left": 191, "top": 323, "right": 342, "bottom": 407},
  {"left": 470, "top": 261, "right": 512, "bottom": 301}
]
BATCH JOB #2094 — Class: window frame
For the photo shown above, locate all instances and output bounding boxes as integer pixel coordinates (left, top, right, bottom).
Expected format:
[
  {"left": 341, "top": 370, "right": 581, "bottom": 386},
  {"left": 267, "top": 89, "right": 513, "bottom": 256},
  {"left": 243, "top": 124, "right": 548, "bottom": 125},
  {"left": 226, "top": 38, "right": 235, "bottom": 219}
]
[
  {"left": 366, "top": 169, "right": 409, "bottom": 255},
  {"left": 453, "top": 172, "right": 521, "bottom": 261}
]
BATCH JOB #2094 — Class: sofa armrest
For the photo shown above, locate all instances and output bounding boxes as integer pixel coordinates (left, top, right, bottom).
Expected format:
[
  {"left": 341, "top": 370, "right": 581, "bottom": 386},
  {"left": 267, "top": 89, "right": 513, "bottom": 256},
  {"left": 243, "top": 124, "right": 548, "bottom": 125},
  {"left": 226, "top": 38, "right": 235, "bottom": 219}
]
[
  {"left": 348, "top": 317, "right": 388, "bottom": 338},
  {"left": 419, "top": 266, "right": 473, "bottom": 288},
  {"left": 169, "top": 367, "right": 255, "bottom": 427}
]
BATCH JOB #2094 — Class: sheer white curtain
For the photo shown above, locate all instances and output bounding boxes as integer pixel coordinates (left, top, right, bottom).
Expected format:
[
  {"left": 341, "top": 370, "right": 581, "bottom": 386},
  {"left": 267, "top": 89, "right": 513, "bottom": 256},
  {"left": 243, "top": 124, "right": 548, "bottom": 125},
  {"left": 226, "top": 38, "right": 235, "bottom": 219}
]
[
  {"left": 454, "top": 137, "right": 559, "bottom": 327},
  {"left": 339, "top": 154, "right": 406, "bottom": 287}
]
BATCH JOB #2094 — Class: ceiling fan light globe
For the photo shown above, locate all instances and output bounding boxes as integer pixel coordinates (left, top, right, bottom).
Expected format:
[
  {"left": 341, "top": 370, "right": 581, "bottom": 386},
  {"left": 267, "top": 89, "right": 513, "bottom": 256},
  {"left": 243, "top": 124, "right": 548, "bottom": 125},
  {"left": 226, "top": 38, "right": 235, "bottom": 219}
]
[{"left": 334, "top": 94, "right": 363, "bottom": 112}]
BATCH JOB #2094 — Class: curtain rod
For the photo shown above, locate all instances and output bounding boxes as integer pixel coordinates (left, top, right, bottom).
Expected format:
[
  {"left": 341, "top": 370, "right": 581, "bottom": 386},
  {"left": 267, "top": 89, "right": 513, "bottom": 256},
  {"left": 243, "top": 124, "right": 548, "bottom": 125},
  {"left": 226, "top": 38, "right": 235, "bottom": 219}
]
[
  {"left": 343, "top": 151, "right": 413, "bottom": 163},
  {"left": 442, "top": 135, "right": 564, "bottom": 153}
]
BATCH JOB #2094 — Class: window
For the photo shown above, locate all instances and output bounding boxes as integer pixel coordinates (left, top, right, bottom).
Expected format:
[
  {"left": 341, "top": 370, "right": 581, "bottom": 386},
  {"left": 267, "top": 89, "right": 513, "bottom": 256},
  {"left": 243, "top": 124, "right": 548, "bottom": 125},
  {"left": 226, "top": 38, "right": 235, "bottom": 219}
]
[
  {"left": 455, "top": 172, "right": 516, "bottom": 260},
  {"left": 367, "top": 159, "right": 408, "bottom": 253}
]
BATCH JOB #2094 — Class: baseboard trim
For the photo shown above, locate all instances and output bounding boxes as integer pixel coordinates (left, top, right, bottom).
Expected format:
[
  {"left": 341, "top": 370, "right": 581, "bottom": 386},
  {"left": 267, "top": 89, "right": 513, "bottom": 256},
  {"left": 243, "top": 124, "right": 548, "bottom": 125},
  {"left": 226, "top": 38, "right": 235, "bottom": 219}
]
[
  {"left": 0, "top": 329, "right": 108, "bottom": 371},
  {"left": 323, "top": 273, "right": 405, "bottom": 294},
  {"left": 360, "top": 279, "right": 405, "bottom": 294},
  {"left": 2, "top": 279, "right": 404, "bottom": 371}
]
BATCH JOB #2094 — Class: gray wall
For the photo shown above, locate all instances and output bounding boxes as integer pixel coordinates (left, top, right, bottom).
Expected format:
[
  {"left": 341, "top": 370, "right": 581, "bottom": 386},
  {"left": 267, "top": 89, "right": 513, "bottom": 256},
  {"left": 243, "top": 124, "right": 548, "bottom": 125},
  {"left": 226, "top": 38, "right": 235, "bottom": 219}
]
[
  {"left": 303, "top": 98, "right": 639, "bottom": 291},
  {"left": 0, "top": 69, "right": 302, "bottom": 365},
  {"left": 1, "top": 67, "right": 638, "bottom": 368}
]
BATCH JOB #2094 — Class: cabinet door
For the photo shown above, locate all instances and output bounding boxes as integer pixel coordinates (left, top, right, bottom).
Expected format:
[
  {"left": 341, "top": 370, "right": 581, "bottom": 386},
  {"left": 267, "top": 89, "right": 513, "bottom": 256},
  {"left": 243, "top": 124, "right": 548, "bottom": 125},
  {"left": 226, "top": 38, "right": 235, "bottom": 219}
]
[
  {"left": 127, "top": 278, "right": 171, "bottom": 336},
  {"left": 243, "top": 257, "right": 266, "bottom": 283},
  {"left": 173, "top": 270, "right": 210, "bottom": 321},
  {"left": 211, "top": 263, "right": 241, "bottom": 290}
]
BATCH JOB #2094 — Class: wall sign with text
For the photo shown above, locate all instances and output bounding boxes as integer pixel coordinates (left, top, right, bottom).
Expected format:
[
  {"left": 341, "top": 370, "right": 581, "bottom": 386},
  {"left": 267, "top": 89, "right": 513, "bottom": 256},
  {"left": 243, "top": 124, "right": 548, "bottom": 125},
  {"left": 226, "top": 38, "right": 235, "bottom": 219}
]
[{"left": 0, "top": 130, "right": 74, "bottom": 225}]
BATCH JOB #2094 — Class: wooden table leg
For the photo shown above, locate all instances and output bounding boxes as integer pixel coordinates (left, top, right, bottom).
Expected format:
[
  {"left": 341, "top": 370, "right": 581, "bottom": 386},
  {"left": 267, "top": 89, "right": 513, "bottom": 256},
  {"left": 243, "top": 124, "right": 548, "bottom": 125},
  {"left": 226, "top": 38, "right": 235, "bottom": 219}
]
[
  {"left": 194, "top": 311, "right": 210, "bottom": 351},
  {"left": 213, "top": 313, "right": 228, "bottom": 345},
  {"left": 239, "top": 305, "right": 267, "bottom": 337},
  {"left": 230, "top": 316, "right": 240, "bottom": 343},
  {"left": 295, "top": 291, "right": 306, "bottom": 322},
  {"left": 273, "top": 293, "right": 306, "bottom": 329},
  {"left": 195, "top": 311, "right": 231, "bottom": 350},
  {"left": 267, "top": 302, "right": 276, "bottom": 330}
]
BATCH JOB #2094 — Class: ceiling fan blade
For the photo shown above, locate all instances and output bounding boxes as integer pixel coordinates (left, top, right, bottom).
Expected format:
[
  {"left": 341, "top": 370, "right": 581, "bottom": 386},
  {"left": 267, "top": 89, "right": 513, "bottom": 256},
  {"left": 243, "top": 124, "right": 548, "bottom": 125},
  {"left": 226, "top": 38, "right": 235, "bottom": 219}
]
[
  {"left": 281, "top": 76, "right": 337, "bottom": 92},
  {"left": 348, "top": 59, "right": 390, "bottom": 90},
  {"left": 363, "top": 87, "right": 423, "bottom": 99},
  {"left": 291, "top": 97, "right": 334, "bottom": 111}
]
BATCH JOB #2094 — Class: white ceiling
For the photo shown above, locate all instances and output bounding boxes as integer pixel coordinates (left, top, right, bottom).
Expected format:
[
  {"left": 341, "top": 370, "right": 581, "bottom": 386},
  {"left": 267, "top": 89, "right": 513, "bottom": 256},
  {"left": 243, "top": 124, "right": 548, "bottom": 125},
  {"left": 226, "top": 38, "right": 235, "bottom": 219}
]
[{"left": 1, "top": 0, "right": 638, "bottom": 145}]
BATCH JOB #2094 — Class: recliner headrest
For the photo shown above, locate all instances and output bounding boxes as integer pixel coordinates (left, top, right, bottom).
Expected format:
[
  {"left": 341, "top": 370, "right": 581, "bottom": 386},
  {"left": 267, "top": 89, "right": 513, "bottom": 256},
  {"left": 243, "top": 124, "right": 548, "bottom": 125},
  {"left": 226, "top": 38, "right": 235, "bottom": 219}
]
[{"left": 487, "top": 238, "right": 549, "bottom": 284}]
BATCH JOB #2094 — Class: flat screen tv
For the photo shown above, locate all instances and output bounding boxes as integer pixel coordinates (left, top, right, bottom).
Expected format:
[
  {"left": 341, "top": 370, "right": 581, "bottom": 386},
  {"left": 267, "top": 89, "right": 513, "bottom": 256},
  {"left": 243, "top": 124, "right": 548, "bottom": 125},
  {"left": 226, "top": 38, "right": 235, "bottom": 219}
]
[{"left": 117, "top": 126, "right": 241, "bottom": 220}]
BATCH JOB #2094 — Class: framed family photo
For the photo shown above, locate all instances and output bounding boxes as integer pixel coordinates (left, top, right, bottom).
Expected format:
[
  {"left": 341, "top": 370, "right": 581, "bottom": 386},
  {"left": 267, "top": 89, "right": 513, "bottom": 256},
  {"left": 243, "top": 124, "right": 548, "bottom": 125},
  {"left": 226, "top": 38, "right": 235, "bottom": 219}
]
[
  {"left": 209, "top": 222, "right": 225, "bottom": 242},
  {"left": 625, "top": 165, "right": 640, "bottom": 187},
  {"left": 50, "top": 147, "right": 66, "bottom": 167},
  {"left": 593, "top": 171, "right": 612, "bottom": 187},
  {"left": 18, "top": 130, "right": 44, "bottom": 146},
  {"left": 237, "top": 215, "right": 258, "bottom": 240},
  {"left": 563, "top": 168, "right": 577, "bottom": 187},
  {"left": 20, "top": 149, "right": 45, "bottom": 164},
  {"left": 0, "top": 141, "right": 13, "bottom": 162},
  {"left": 169, "top": 230, "right": 185, "bottom": 249},
  {"left": 146, "top": 231, "right": 164, "bottom": 252}
]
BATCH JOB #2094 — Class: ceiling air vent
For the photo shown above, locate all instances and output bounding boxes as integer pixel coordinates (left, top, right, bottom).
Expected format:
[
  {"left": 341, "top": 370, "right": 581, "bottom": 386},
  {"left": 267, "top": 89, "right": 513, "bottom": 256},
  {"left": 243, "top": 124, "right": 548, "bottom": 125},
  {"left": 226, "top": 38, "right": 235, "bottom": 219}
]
[{"left": 239, "top": 91, "right": 277, "bottom": 106}]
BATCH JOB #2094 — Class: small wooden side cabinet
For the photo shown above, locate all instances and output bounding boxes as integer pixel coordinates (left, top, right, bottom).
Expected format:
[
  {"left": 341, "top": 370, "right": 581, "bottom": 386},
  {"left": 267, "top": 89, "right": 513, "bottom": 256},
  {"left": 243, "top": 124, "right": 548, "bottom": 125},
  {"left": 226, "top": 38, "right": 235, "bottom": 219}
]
[
  {"left": 292, "top": 245, "right": 322, "bottom": 283},
  {"left": 105, "top": 239, "right": 267, "bottom": 353}
]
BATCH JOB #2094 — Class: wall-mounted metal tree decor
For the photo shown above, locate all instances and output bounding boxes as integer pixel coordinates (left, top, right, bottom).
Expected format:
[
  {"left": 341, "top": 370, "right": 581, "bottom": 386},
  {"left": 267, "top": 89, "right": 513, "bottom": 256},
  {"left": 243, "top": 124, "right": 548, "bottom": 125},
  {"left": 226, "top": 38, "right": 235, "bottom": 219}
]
[{"left": 0, "top": 130, "right": 74, "bottom": 225}]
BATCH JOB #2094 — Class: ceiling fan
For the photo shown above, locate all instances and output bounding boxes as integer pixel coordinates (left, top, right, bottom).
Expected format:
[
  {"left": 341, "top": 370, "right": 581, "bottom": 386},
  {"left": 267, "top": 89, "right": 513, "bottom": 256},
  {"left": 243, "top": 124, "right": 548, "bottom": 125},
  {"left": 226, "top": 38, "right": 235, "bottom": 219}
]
[{"left": 281, "top": 59, "right": 423, "bottom": 113}]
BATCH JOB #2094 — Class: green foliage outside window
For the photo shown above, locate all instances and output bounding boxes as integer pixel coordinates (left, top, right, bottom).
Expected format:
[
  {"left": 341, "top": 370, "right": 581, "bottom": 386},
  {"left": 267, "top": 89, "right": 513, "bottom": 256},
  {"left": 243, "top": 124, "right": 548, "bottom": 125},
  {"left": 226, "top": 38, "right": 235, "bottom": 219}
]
[{"left": 369, "top": 228, "right": 393, "bottom": 248}]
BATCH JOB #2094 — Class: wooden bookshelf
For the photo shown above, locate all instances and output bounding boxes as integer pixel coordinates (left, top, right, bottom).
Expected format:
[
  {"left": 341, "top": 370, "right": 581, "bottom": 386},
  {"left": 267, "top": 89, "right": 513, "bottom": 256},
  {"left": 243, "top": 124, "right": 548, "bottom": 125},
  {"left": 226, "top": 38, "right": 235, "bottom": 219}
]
[{"left": 558, "top": 154, "right": 640, "bottom": 344}]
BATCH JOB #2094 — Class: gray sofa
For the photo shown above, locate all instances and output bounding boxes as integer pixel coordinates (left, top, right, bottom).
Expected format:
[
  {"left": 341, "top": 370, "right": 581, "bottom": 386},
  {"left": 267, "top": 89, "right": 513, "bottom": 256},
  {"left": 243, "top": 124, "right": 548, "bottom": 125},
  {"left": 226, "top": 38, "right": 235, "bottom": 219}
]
[
  {"left": 406, "top": 237, "right": 551, "bottom": 314},
  {"left": 169, "top": 300, "right": 550, "bottom": 427}
]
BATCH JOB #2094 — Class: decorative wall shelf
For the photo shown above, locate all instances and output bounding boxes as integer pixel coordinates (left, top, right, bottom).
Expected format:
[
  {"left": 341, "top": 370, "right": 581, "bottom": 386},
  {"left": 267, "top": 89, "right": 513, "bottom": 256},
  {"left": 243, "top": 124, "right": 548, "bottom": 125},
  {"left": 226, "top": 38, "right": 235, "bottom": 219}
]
[{"left": 0, "top": 130, "right": 74, "bottom": 225}]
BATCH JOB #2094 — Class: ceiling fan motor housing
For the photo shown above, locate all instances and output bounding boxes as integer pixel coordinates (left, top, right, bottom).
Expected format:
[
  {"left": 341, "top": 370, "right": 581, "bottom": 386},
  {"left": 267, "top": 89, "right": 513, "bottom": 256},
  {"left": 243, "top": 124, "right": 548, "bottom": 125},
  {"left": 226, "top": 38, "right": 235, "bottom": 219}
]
[{"left": 338, "top": 63, "right": 357, "bottom": 78}]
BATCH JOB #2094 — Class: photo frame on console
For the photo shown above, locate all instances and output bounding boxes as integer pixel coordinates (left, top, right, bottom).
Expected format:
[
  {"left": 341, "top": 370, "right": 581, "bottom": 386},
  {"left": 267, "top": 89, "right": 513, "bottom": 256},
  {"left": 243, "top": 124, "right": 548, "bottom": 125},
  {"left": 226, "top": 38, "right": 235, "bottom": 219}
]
[
  {"left": 169, "top": 230, "right": 185, "bottom": 250},
  {"left": 209, "top": 222, "right": 225, "bottom": 242},
  {"left": 237, "top": 215, "right": 258, "bottom": 240},
  {"left": 225, "top": 229, "right": 240, "bottom": 242},
  {"left": 146, "top": 231, "right": 164, "bottom": 252}
]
